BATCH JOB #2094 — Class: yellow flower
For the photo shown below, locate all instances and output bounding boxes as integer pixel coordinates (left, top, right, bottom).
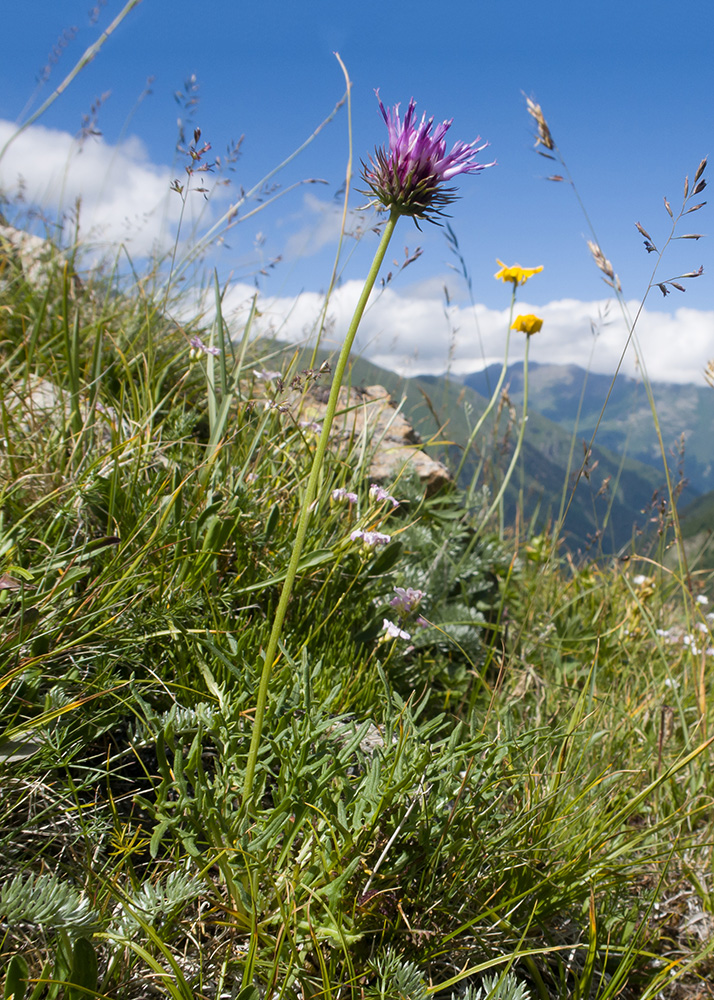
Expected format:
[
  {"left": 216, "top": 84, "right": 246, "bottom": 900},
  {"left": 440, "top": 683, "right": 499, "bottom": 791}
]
[
  {"left": 494, "top": 260, "right": 544, "bottom": 286},
  {"left": 511, "top": 314, "right": 543, "bottom": 336}
]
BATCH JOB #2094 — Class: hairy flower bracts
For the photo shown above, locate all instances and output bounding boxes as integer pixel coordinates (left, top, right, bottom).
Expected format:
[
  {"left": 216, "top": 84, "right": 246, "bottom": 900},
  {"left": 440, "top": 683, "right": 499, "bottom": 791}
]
[{"left": 362, "top": 93, "right": 494, "bottom": 224}]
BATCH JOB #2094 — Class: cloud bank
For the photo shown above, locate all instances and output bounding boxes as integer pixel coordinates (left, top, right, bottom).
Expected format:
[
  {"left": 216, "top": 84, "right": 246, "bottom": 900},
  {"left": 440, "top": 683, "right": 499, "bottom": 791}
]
[
  {"left": 220, "top": 280, "right": 714, "bottom": 387},
  {"left": 0, "top": 119, "right": 194, "bottom": 256},
  {"left": 1, "top": 120, "right": 711, "bottom": 386}
]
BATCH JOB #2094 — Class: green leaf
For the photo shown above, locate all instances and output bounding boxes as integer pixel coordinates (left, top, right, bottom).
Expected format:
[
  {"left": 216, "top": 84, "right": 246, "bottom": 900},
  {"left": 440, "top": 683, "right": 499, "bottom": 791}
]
[
  {"left": 369, "top": 540, "right": 403, "bottom": 575},
  {"left": 66, "top": 937, "right": 98, "bottom": 1000},
  {"left": 263, "top": 502, "right": 280, "bottom": 544},
  {"left": 235, "top": 989, "right": 260, "bottom": 1000},
  {"left": 4, "top": 955, "right": 29, "bottom": 1000}
]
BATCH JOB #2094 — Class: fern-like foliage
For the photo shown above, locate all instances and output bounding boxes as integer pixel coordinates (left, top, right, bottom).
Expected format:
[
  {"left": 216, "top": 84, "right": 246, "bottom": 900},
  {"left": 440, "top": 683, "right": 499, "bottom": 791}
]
[
  {"left": 111, "top": 869, "right": 207, "bottom": 936},
  {"left": 0, "top": 871, "right": 100, "bottom": 934},
  {"left": 366, "top": 949, "right": 429, "bottom": 1000},
  {"left": 459, "top": 971, "right": 532, "bottom": 1000}
]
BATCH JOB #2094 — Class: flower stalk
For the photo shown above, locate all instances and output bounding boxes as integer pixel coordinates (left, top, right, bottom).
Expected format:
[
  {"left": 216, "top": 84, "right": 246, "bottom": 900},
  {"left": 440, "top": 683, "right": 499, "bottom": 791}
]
[
  {"left": 242, "top": 209, "right": 399, "bottom": 805},
  {"left": 242, "top": 94, "right": 491, "bottom": 806}
]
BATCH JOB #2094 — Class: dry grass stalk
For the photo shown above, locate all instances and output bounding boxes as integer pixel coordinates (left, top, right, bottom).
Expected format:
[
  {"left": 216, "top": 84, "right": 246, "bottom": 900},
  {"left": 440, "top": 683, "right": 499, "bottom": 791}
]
[{"left": 524, "top": 94, "right": 555, "bottom": 152}]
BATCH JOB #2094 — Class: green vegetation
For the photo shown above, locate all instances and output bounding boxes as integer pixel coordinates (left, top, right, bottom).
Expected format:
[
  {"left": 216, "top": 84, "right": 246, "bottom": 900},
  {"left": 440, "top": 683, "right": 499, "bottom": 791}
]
[
  {"left": 1, "top": 62, "right": 714, "bottom": 1000},
  {"left": 1, "top": 220, "right": 714, "bottom": 1000}
]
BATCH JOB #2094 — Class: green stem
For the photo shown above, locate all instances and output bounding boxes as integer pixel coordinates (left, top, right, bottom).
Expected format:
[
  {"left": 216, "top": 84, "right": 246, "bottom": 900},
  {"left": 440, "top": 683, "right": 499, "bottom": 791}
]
[
  {"left": 241, "top": 208, "right": 400, "bottom": 805},
  {"left": 461, "top": 285, "right": 517, "bottom": 499},
  {"left": 482, "top": 331, "right": 531, "bottom": 526}
]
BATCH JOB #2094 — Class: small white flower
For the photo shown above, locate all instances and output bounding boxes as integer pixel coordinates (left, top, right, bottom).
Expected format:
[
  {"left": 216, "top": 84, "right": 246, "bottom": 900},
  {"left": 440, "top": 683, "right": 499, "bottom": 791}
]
[
  {"left": 190, "top": 335, "right": 221, "bottom": 357},
  {"left": 351, "top": 529, "right": 391, "bottom": 548},
  {"left": 633, "top": 574, "right": 647, "bottom": 586},
  {"left": 369, "top": 483, "right": 400, "bottom": 508},
  {"left": 696, "top": 594, "right": 709, "bottom": 606},
  {"left": 383, "top": 618, "right": 411, "bottom": 641},
  {"left": 332, "top": 488, "right": 358, "bottom": 504}
]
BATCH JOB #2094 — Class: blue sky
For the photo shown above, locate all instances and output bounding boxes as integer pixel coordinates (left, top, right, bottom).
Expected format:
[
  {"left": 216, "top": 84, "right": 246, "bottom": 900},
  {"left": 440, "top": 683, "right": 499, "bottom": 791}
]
[{"left": 1, "top": 0, "right": 712, "bottom": 382}]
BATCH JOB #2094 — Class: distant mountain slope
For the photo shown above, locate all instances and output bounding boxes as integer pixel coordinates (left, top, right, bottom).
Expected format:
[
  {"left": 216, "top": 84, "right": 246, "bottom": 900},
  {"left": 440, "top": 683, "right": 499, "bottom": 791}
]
[
  {"left": 267, "top": 344, "right": 679, "bottom": 551},
  {"left": 673, "top": 489, "right": 714, "bottom": 571},
  {"left": 338, "top": 355, "right": 668, "bottom": 553},
  {"left": 464, "top": 362, "right": 714, "bottom": 495}
]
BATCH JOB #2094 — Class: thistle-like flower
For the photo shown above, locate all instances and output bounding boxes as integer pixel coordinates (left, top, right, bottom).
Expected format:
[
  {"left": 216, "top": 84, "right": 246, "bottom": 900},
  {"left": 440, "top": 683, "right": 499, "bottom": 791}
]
[{"left": 362, "top": 92, "right": 494, "bottom": 224}]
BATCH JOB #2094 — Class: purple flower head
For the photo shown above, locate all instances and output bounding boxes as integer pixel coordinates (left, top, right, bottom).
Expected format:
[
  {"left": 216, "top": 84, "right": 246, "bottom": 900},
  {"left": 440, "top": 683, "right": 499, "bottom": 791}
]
[
  {"left": 369, "top": 483, "right": 400, "bottom": 508},
  {"left": 383, "top": 618, "right": 411, "bottom": 641},
  {"left": 362, "top": 92, "right": 495, "bottom": 225},
  {"left": 351, "top": 529, "right": 391, "bottom": 549},
  {"left": 390, "top": 586, "right": 425, "bottom": 617},
  {"left": 190, "top": 335, "right": 221, "bottom": 357},
  {"left": 332, "top": 487, "right": 359, "bottom": 505}
]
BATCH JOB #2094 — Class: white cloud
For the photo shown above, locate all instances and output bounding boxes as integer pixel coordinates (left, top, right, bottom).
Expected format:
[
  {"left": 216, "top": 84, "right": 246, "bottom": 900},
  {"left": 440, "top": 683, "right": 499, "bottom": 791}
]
[
  {"left": 0, "top": 120, "right": 202, "bottom": 256},
  {"left": 221, "top": 281, "right": 714, "bottom": 386},
  {"left": 1, "top": 121, "right": 710, "bottom": 387}
]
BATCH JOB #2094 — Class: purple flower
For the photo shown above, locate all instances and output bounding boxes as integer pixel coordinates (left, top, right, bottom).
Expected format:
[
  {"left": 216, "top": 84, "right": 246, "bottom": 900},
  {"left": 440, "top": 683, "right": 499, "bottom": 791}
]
[
  {"left": 362, "top": 92, "right": 494, "bottom": 224},
  {"left": 332, "top": 487, "right": 359, "bottom": 505},
  {"left": 351, "top": 529, "right": 391, "bottom": 548},
  {"left": 390, "top": 586, "right": 424, "bottom": 617},
  {"left": 369, "top": 483, "right": 400, "bottom": 508},
  {"left": 189, "top": 335, "right": 221, "bottom": 357},
  {"left": 383, "top": 618, "right": 411, "bottom": 641}
]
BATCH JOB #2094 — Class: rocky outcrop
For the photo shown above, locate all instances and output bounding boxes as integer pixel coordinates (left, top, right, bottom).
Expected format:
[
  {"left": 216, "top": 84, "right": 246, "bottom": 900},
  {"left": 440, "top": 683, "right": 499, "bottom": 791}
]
[{"left": 297, "top": 383, "right": 452, "bottom": 495}]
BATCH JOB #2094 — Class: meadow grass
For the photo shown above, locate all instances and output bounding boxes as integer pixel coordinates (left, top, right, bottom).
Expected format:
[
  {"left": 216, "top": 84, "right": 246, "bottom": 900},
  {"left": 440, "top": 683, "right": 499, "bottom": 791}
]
[{"left": 1, "top": 68, "right": 714, "bottom": 1000}]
